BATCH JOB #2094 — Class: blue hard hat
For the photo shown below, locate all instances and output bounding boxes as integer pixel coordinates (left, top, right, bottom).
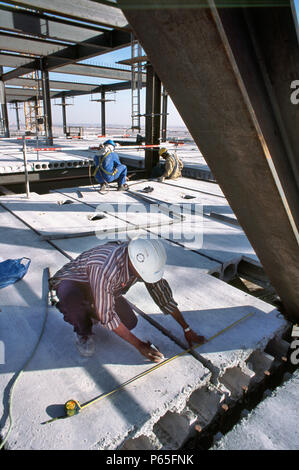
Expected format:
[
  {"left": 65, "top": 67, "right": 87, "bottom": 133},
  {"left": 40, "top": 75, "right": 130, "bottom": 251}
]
[{"left": 104, "top": 139, "right": 116, "bottom": 148}]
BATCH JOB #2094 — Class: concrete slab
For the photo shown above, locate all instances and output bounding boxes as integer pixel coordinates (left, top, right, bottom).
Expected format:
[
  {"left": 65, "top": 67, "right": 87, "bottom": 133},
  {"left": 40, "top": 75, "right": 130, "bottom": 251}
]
[
  {"left": 0, "top": 190, "right": 175, "bottom": 240},
  {"left": 163, "top": 178, "right": 225, "bottom": 198},
  {"left": 212, "top": 370, "right": 299, "bottom": 450},
  {"left": 0, "top": 205, "right": 211, "bottom": 450},
  {"left": 0, "top": 140, "right": 208, "bottom": 175},
  {"left": 0, "top": 183, "right": 289, "bottom": 450},
  {"left": 127, "top": 179, "right": 238, "bottom": 218},
  {"left": 125, "top": 267, "right": 287, "bottom": 387},
  {"left": 150, "top": 180, "right": 239, "bottom": 224},
  {"left": 0, "top": 189, "right": 221, "bottom": 277},
  {"left": 125, "top": 183, "right": 258, "bottom": 277},
  {"left": 128, "top": 179, "right": 229, "bottom": 214},
  {"left": 0, "top": 192, "right": 124, "bottom": 238},
  {"left": 1, "top": 304, "right": 210, "bottom": 450},
  {"left": 51, "top": 185, "right": 222, "bottom": 276},
  {"left": 55, "top": 182, "right": 257, "bottom": 279}
]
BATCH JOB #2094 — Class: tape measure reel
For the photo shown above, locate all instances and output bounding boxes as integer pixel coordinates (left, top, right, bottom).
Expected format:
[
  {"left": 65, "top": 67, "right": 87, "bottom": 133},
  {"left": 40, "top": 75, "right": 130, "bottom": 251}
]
[{"left": 64, "top": 399, "right": 81, "bottom": 417}]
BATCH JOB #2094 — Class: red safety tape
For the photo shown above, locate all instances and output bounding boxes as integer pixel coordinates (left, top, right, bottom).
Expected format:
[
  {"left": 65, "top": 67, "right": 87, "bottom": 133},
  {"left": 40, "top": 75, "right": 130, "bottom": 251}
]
[
  {"left": 33, "top": 147, "right": 63, "bottom": 151},
  {"left": 32, "top": 144, "right": 183, "bottom": 152}
]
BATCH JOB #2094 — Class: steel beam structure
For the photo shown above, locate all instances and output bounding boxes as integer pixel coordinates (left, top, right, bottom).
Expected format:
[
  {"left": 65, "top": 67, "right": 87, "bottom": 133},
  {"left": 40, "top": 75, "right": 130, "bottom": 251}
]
[
  {"left": 0, "top": 66, "right": 10, "bottom": 137},
  {"left": 101, "top": 90, "right": 106, "bottom": 136},
  {"left": 5, "top": 87, "right": 58, "bottom": 102},
  {"left": 0, "top": 3, "right": 140, "bottom": 110},
  {"left": 0, "top": 53, "right": 141, "bottom": 83},
  {"left": 0, "top": 32, "right": 69, "bottom": 56},
  {"left": 41, "top": 67, "right": 53, "bottom": 144},
  {"left": 6, "top": 77, "right": 103, "bottom": 93},
  {"left": 4, "top": 0, "right": 129, "bottom": 30},
  {"left": 161, "top": 87, "right": 168, "bottom": 142},
  {"left": 0, "top": 6, "right": 107, "bottom": 43},
  {"left": 1, "top": 29, "right": 131, "bottom": 81},
  {"left": 13, "top": 102, "right": 21, "bottom": 131},
  {"left": 54, "top": 63, "right": 140, "bottom": 81},
  {"left": 118, "top": 0, "right": 299, "bottom": 319},
  {"left": 61, "top": 96, "right": 67, "bottom": 135},
  {"left": 144, "top": 63, "right": 161, "bottom": 174},
  {"left": 0, "top": 53, "right": 32, "bottom": 69}
]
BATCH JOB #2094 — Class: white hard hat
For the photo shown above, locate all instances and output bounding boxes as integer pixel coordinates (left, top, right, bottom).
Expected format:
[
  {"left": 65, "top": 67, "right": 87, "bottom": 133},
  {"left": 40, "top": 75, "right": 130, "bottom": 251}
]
[{"left": 128, "top": 237, "right": 167, "bottom": 283}]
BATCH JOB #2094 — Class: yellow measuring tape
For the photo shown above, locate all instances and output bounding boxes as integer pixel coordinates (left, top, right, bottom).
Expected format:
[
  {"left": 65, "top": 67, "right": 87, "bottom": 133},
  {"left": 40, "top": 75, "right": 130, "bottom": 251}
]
[{"left": 43, "top": 311, "right": 253, "bottom": 424}]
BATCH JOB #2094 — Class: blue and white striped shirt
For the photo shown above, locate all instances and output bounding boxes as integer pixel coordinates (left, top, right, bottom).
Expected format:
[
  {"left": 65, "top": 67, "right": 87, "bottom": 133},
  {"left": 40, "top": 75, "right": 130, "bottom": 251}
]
[{"left": 50, "top": 241, "right": 178, "bottom": 330}]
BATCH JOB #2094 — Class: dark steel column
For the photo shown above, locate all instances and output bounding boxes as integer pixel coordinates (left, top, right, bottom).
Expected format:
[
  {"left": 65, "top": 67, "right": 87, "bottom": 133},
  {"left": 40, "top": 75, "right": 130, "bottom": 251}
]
[
  {"left": 101, "top": 90, "right": 106, "bottom": 136},
  {"left": 145, "top": 63, "right": 161, "bottom": 174},
  {"left": 161, "top": 87, "right": 168, "bottom": 142},
  {"left": 119, "top": 1, "right": 299, "bottom": 319},
  {"left": 0, "top": 67, "right": 10, "bottom": 137},
  {"left": 61, "top": 95, "right": 67, "bottom": 135},
  {"left": 41, "top": 64, "right": 53, "bottom": 145},
  {"left": 15, "top": 102, "right": 20, "bottom": 131}
]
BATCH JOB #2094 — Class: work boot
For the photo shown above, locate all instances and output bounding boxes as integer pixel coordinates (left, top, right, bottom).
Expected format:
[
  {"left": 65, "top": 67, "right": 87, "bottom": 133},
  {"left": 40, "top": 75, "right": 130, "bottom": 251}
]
[
  {"left": 99, "top": 183, "right": 108, "bottom": 191},
  {"left": 75, "top": 334, "right": 95, "bottom": 357},
  {"left": 117, "top": 184, "right": 128, "bottom": 191}
]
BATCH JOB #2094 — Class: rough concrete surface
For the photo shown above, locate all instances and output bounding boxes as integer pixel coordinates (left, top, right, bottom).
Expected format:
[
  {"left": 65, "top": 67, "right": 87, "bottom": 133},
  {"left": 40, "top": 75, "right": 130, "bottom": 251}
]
[
  {"left": 212, "top": 369, "right": 299, "bottom": 450},
  {"left": 0, "top": 205, "right": 210, "bottom": 450},
  {"left": 55, "top": 181, "right": 257, "bottom": 279},
  {"left": 0, "top": 175, "right": 291, "bottom": 450},
  {"left": 125, "top": 266, "right": 286, "bottom": 382}
]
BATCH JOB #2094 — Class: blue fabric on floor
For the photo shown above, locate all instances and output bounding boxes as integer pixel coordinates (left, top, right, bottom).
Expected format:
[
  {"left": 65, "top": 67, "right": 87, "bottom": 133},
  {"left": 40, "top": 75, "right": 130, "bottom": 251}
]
[{"left": 0, "top": 257, "right": 31, "bottom": 289}]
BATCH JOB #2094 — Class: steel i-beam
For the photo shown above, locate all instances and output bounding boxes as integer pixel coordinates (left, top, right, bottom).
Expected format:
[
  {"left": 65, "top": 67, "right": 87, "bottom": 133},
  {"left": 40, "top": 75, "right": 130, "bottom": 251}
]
[
  {"left": 145, "top": 62, "right": 161, "bottom": 173},
  {"left": 101, "top": 90, "right": 106, "bottom": 136},
  {"left": 0, "top": 66, "right": 10, "bottom": 137},
  {"left": 41, "top": 65, "right": 53, "bottom": 145}
]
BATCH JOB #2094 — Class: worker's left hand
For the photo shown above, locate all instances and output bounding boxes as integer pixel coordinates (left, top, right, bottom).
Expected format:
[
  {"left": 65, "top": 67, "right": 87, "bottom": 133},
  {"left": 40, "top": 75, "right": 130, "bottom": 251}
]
[{"left": 184, "top": 329, "right": 206, "bottom": 347}]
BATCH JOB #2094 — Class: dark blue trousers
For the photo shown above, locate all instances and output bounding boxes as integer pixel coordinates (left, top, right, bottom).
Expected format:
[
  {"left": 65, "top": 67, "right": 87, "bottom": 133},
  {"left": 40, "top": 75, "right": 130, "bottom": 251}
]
[{"left": 56, "top": 280, "right": 137, "bottom": 336}]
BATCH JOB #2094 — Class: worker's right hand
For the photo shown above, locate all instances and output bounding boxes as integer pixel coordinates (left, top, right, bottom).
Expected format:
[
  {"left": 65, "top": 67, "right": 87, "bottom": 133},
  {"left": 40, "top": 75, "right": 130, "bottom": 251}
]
[{"left": 138, "top": 341, "right": 164, "bottom": 363}]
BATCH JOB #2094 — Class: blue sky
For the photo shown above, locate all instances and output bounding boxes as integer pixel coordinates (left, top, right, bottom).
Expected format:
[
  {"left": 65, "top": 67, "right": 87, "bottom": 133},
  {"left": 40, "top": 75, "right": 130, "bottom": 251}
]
[
  {"left": 7, "top": 1, "right": 299, "bottom": 130},
  {"left": 49, "top": 44, "right": 186, "bottom": 129}
]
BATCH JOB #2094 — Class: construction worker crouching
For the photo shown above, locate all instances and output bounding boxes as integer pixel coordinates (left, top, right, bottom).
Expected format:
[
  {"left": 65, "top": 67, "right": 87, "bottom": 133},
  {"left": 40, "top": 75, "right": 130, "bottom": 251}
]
[
  {"left": 49, "top": 237, "right": 206, "bottom": 362},
  {"left": 93, "top": 139, "right": 128, "bottom": 191},
  {"left": 155, "top": 147, "right": 184, "bottom": 182}
]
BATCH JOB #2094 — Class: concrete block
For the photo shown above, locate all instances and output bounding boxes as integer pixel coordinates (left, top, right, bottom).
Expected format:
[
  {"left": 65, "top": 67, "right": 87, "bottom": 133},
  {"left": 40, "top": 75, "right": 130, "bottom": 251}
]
[
  {"left": 219, "top": 366, "right": 256, "bottom": 399},
  {"left": 265, "top": 337, "right": 290, "bottom": 360},
  {"left": 153, "top": 408, "right": 198, "bottom": 449},
  {"left": 246, "top": 350, "right": 275, "bottom": 383},
  {"left": 120, "top": 433, "right": 161, "bottom": 451},
  {"left": 187, "top": 386, "right": 225, "bottom": 427}
]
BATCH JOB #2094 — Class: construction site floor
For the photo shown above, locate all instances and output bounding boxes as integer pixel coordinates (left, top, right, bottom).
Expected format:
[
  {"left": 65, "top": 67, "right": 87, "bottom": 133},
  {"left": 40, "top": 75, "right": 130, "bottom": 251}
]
[{"left": 0, "top": 177, "right": 292, "bottom": 450}]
